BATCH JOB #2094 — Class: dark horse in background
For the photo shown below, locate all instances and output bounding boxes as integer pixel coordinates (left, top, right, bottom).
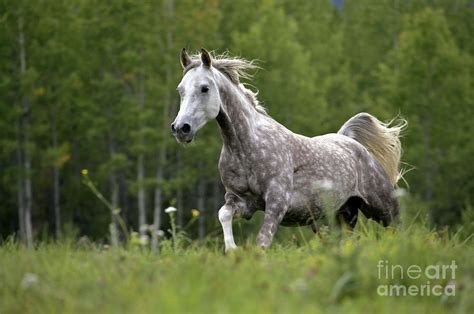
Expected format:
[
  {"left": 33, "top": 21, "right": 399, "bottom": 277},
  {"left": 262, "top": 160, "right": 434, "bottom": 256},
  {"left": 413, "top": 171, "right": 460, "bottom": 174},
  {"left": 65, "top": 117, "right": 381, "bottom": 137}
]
[{"left": 171, "top": 48, "right": 406, "bottom": 251}]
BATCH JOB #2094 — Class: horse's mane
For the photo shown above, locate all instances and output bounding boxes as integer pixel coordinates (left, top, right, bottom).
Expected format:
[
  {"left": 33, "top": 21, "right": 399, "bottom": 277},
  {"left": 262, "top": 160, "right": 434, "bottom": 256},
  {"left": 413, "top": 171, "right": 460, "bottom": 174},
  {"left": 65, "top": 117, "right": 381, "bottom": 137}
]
[{"left": 184, "top": 52, "right": 267, "bottom": 115}]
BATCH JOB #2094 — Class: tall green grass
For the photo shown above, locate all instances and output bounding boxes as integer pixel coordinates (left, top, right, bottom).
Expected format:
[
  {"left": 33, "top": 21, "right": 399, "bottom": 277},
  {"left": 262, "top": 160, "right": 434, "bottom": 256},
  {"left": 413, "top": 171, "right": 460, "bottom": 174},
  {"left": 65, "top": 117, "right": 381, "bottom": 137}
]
[{"left": 1, "top": 216, "right": 472, "bottom": 314}]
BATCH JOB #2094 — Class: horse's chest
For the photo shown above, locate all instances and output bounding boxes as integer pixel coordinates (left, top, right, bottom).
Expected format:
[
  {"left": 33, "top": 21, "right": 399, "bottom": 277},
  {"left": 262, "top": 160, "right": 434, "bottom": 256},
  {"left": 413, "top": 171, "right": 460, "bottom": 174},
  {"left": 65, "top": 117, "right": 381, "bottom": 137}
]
[
  {"left": 219, "top": 154, "right": 262, "bottom": 199},
  {"left": 220, "top": 163, "right": 259, "bottom": 193}
]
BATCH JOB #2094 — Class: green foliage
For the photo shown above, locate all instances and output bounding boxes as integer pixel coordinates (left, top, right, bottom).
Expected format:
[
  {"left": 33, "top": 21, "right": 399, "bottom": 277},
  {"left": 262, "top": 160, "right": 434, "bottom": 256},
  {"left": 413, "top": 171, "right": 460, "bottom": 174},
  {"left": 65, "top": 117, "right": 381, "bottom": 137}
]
[
  {"left": 375, "top": 7, "right": 473, "bottom": 224},
  {"left": 458, "top": 203, "right": 474, "bottom": 241},
  {"left": 231, "top": 0, "right": 316, "bottom": 133},
  {"left": 0, "top": 0, "right": 472, "bottom": 241}
]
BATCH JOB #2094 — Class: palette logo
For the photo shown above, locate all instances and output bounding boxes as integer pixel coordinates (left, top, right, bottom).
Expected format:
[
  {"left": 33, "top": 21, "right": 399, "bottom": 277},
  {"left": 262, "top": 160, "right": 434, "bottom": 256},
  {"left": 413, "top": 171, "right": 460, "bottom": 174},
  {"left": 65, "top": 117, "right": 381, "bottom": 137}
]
[{"left": 377, "top": 260, "right": 457, "bottom": 297}]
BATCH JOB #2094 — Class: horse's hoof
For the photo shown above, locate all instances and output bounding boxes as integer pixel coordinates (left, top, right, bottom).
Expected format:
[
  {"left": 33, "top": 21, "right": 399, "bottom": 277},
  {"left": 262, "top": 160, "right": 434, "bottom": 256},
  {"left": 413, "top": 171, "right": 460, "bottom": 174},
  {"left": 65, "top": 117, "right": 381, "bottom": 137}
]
[
  {"left": 224, "top": 244, "right": 238, "bottom": 254},
  {"left": 256, "top": 234, "right": 272, "bottom": 249}
]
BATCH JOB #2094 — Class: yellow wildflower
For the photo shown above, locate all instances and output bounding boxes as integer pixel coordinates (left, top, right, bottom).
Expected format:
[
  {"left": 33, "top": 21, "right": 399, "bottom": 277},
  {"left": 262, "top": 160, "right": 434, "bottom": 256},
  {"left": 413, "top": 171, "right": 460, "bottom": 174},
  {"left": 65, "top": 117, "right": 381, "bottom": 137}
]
[
  {"left": 34, "top": 86, "right": 45, "bottom": 97},
  {"left": 191, "top": 209, "right": 200, "bottom": 217},
  {"left": 81, "top": 169, "right": 88, "bottom": 176}
]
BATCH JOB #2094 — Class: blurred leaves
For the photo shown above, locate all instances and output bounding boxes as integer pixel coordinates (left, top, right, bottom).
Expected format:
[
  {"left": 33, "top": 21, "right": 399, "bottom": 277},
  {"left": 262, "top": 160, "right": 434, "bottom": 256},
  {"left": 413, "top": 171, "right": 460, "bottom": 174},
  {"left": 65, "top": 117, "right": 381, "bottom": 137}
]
[{"left": 0, "top": 0, "right": 472, "bottom": 240}]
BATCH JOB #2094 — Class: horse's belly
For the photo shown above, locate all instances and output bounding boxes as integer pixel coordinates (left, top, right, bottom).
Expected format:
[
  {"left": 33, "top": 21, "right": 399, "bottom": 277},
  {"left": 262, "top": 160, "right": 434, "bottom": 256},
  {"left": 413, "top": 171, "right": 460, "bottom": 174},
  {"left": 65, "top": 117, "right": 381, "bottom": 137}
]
[
  {"left": 280, "top": 188, "right": 323, "bottom": 226},
  {"left": 282, "top": 168, "right": 356, "bottom": 226},
  {"left": 281, "top": 205, "right": 323, "bottom": 226}
]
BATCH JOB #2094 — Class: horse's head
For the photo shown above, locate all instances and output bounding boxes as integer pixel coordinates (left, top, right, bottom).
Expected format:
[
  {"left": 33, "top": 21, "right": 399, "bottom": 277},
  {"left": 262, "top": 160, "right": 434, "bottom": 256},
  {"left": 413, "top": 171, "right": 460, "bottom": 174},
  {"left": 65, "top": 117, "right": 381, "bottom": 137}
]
[{"left": 171, "top": 48, "right": 221, "bottom": 143}]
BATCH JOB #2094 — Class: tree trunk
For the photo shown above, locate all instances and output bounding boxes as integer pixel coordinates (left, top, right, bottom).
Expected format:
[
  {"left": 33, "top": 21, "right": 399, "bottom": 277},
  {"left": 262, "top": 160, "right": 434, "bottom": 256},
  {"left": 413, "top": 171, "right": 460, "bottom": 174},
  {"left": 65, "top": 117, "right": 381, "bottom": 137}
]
[
  {"left": 15, "top": 120, "right": 25, "bottom": 241},
  {"left": 176, "top": 148, "right": 184, "bottom": 228},
  {"left": 152, "top": 147, "right": 164, "bottom": 252},
  {"left": 137, "top": 153, "right": 146, "bottom": 234},
  {"left": 152, "top": 0, "right": 174, "bottom": 252},
  {"left": 119, "top": 172, "right": 129, "bottom": 227},
  {"left": 137, "top": 75, "right": 147, "bottom": 236},
  {"left": 197, "top": 169, "right": 206, "bottom": 240},
  {"left": 18, "top": 16, "right": 33, "bottom": 248},
  {"left": 50, "top": 112, "right": 61, "bottom": 238},
  {"left": 110, "top": 174, "right": 119, "bottom": 221},
  {"left": 108, "top": 138, "right": 119, "bottom": 245}
]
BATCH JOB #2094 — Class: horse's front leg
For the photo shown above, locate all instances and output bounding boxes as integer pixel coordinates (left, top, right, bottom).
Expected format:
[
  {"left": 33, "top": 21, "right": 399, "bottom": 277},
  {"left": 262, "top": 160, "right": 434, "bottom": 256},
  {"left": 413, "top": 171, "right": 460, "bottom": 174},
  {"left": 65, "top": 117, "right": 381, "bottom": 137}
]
[
  {"left": 256, "top": 179, "right": 291, "bottom": 248},
  {"left": 218, "top": 193, "right": 246, "bottom": 252},
  {"left": 218, "top": 204, "right": 237, "bottom": 252}
]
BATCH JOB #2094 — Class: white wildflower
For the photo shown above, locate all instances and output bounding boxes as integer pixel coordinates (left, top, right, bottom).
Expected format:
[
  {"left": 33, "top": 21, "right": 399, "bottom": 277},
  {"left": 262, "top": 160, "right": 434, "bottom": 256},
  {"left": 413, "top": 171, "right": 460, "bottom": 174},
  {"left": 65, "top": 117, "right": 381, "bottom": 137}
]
[
  {"left": 156, "top": 229, "right": 165, "bottom": 237},
  {"left": 139, "top": 234, "right": 149, "bottom": 245},
  {"left": 20, "top": 273, "right": 39, "bottom": 290},
  {"left": 164, "top": 206, "right": 177, "bottom": 214}
]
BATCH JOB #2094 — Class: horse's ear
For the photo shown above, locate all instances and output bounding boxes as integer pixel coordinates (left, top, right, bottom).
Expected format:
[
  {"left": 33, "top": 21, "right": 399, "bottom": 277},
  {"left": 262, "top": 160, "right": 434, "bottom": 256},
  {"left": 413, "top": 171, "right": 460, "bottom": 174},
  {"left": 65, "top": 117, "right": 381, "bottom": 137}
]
[
  {"left": 180, "top": 48, "right": 191, "bottom": 69},
  {"left": 201, "top": 48, "right": 212, "bottom": 67}
]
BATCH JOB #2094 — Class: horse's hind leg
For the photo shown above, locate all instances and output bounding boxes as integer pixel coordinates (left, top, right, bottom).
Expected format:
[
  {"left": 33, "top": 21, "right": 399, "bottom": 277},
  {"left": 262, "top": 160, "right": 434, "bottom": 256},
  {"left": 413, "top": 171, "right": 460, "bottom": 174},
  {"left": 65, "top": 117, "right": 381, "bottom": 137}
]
[
  {"left": 336, "top": 197, "right": 361, "bottom": 229},
  {"left": 359, "top": 196, "right": 400, "bottom": 227}
]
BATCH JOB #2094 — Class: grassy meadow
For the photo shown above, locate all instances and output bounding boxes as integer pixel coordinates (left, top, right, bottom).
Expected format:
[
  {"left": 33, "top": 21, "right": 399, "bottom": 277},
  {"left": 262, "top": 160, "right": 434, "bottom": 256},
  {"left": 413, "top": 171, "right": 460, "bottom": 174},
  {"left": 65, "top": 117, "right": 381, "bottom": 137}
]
[{"left": 1, "top": 217, "right": 473, "bottom": 314}]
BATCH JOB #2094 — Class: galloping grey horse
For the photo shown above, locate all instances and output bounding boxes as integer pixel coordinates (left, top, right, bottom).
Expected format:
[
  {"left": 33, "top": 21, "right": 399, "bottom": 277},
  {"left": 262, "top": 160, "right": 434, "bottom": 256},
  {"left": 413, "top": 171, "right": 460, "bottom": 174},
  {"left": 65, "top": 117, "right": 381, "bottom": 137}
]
[{"left": 171, "top": 48, "right": 406, "bottom": 251}]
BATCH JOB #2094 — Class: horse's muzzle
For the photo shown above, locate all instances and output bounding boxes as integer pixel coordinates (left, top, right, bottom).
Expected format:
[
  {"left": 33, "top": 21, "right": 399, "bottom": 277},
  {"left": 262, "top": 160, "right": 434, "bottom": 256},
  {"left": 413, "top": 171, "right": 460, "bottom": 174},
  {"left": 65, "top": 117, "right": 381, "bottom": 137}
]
[{"left": 171, "top": 122, "right": 194, "bottom": 143}]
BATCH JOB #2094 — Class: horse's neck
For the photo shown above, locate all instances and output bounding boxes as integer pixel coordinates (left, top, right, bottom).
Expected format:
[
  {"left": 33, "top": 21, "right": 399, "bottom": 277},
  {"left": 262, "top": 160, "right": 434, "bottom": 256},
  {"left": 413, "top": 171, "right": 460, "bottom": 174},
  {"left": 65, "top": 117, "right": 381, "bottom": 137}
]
[{"left": 216, "top": 82, "right": 259, "bottom": 153}]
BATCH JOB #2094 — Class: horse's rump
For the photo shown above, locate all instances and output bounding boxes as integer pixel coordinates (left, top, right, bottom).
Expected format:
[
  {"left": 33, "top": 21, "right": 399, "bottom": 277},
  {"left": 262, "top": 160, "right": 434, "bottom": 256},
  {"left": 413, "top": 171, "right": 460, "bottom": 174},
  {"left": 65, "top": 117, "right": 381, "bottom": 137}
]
[{"left": 338, "top": 112, "right": 406, "bottom": 186}]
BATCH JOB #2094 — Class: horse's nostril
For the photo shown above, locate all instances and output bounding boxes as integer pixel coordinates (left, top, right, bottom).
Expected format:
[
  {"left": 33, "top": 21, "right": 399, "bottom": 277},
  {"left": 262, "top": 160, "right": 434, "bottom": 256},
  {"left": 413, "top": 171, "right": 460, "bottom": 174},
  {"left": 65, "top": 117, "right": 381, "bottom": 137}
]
[
  {"left": 171, "top": 123, "right": 176, "bottom": 133},
  {"left": 181, "top": 123, "right": 191, "bottom": 134}
]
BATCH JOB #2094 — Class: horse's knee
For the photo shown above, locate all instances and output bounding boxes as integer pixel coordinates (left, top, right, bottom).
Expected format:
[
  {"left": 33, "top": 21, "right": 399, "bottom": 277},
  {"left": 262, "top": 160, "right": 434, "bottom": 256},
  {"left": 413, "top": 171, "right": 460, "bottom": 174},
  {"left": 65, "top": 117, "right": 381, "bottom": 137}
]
[
  {"left": 218, "top": 206, "right": 234, "bottom": 224},
  {"left": 218, "top": 205, "right": 237, "bottom": 252}
]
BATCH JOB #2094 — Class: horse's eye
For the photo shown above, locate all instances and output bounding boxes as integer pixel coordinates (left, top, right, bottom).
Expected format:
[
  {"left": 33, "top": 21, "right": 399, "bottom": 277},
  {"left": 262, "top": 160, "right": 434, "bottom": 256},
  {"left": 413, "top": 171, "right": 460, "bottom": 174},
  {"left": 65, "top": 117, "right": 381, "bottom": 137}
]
[{"left": 201, "top": 86, "right": 209, "bottom": 93}]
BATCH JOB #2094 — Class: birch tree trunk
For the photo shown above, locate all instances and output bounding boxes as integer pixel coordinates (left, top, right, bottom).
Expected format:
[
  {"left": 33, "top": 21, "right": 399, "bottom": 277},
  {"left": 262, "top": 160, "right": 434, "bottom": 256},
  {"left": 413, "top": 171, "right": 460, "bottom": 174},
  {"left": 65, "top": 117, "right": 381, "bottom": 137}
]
[
  {"left": 197, "top": 169, "right": 206, "bottom": 240},
  {"left": 16, "top": 120, "right": 25, "bottom": 241},
  {"left": 108, "top": 138, "right": 119, "bottom": 245},
  {"left": 152, "top": 0, "right": 174, "bottom": 252},
  {"left": 119, "top": 172, "right": 129, "bottom": 226},
  {"left": 50, "top": 111, "right": 61, "bottom": 238},
  {"left": 18, "top": 16, "right": 33, "bottom": 247},
  {"left": 137, "top": 153, "right": 146, "bottom": 234},
  {"left": 137, "top": 75, "right": 147, "bottom": 236},
  {"left": 152, "top": 78, "right": 169, "bottom": 251},
  {"left": 152, "top": 147, "right": 164, "bottom": 252},
  {"left": 176, "top": 148, "right": 184, "bottom": 228}
]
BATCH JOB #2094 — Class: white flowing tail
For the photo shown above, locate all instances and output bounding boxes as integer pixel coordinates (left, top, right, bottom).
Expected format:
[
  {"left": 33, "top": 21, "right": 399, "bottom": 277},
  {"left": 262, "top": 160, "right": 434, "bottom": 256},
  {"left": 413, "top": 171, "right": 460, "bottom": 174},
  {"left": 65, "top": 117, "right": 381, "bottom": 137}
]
[{"left": 338, "top": 112, "right": 407, "bottom": 186}]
